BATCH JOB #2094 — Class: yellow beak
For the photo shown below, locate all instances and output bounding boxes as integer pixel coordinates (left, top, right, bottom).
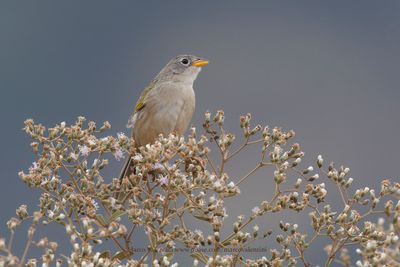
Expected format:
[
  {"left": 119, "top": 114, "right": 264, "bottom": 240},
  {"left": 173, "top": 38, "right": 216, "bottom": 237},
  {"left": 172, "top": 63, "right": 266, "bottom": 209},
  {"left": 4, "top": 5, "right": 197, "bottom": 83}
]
[{"left": 192, "top": 59, "right": 209, "bottom": 67}]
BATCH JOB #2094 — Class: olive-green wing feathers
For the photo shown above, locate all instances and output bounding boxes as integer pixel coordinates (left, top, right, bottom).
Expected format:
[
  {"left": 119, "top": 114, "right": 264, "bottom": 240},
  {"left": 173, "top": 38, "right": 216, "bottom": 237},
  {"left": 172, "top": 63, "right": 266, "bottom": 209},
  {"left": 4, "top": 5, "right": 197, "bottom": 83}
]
[
  {"left": 134, "top": 80, "right": 156, "bottom": 113},
  {"left": 126, "top": 79, "right": 157, "bottom": 128}
]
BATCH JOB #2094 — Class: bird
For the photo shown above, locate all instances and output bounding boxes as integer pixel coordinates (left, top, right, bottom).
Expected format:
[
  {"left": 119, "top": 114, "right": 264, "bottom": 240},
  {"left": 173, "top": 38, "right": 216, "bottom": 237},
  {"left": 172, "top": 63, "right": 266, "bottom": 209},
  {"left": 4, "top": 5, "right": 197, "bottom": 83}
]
[{"left": 119, "top": 55, "right": 209, "bottom": 180}]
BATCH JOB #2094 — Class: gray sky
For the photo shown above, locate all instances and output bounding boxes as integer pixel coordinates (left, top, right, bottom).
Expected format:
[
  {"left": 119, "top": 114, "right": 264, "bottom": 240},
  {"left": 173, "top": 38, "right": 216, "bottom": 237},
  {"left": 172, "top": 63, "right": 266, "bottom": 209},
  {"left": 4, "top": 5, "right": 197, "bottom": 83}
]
[{"left": 1, "top": 1, "right": 400, "bottom": 265}]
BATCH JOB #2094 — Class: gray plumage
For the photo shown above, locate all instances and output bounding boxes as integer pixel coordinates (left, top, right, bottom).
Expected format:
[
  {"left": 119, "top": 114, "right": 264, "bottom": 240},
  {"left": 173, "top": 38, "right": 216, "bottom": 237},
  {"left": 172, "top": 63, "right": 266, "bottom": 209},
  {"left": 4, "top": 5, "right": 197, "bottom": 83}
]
[{"left": 119, "top": 55, "right": 208, "bottom": 180}]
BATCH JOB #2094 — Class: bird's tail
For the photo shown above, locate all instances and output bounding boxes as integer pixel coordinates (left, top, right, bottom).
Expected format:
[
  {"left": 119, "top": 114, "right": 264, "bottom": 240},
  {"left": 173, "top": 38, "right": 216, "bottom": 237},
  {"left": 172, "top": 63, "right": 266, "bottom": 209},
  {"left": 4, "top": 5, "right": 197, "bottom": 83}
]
[
  {"left": 119, "top": 156, "right": 133, "bottom": 180},
  {"left": 116, "top": 156, "right": 134, "bottom": 201}
]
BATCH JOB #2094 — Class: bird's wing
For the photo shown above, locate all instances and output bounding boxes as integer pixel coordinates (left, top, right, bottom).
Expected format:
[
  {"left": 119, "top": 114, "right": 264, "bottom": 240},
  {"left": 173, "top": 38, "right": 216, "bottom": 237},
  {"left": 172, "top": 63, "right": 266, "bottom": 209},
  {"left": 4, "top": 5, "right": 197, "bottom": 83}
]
[{"left": 126, "top": 79, "right": 157, "bottom": 128}]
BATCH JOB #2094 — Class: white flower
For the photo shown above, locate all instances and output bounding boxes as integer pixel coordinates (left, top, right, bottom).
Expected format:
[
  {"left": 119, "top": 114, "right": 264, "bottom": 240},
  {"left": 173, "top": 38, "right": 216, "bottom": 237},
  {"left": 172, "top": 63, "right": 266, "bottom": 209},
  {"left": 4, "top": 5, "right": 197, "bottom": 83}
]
[
  {"left": 252, "top": 206, "right": 261, "bottom": 215},
  {"left": 167, "top": 240, "right": 176, "bottom": 249},
  {"left": 159, "top": 175, "right": 169, "bottom": 186},
  {"left": 155, "top": 209, "right": 162, "bottom": 218},
  {"left": 274, "top": 145, "right": 282, "bottom": 155},
  {"left": 153, "top": 162, "right": 165, "bottom": 170},
  {"left": 87, "top": 137, "right": 97, "bottom": 146},
  {"left": 48, "top": 210, "right": 54, "bottom": 219},
  {"left": 320, "top": 188, "right": 327, "bottom": 197},
  {"left": 79, "top": 145, "right": 90, "bottom": 157},
  {"left": 29, "top": 162, "right": 39, "bottom": 172},
  {"left": 212, "top": 216, "right": 221, "bottom": 225},
  {"left": 194, "top": 229, "right": 203, "bottom": 236},
  {"left": 366, "top": 240, "right": 377, "bottom": 250},
  {"left": 113, "top": 148, "right": 125, "bottom": 161},
  {"left": 91, "top": 199, "right": 99, "bottom": 210},
  {"left": 162, "top": 256, "right": 170, "bottom": 266},
  {"left": 213, "top": 180, "right": 222, "bottom": 188},
  {"left": 109, "top": 197, "right": 116, "bottom": 208},
  {"left": 132, "top": 154, "right": 143, "bottom": 161},
  {"left": 222, "top": 207, "right": 228, "bottom": 218},
  {"left": 117, "top": 132, "right": 127, "bottom": 139},
  {"left": 40, "top": 178, "right": 49, "bottom": 186},
  {"left": 144, "top": 226, "right": 152, "bottom": 235},
  {"left": 70, "top": 152, "right": 79, "bottom": 161},
  {"left": 209, "top": 195, "right": 216, "bottom": 203},
  {"left": 227, "top": 181, "right": 235, "bottom": 188}
]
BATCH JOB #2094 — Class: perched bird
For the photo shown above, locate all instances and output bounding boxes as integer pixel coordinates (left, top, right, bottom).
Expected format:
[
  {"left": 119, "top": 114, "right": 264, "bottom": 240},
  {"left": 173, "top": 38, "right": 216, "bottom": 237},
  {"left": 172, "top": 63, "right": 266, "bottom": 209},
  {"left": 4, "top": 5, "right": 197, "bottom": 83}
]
[{"left": 119, "top": 55, "right": 209, "bottom": 179}]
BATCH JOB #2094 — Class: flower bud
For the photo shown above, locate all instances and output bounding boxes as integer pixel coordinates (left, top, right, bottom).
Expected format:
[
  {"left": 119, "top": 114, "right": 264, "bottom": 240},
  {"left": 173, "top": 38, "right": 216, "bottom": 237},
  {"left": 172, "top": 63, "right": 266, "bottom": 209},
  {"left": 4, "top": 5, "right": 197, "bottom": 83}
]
[
  {"left": 16, "top": 205, "right": 29, "bottom": 220},
  {"left": 303, "top": 166, "right": 313, "bottom": 174},
  {"left": 317, "top": 155, "right": 323, "bottom": 168}
]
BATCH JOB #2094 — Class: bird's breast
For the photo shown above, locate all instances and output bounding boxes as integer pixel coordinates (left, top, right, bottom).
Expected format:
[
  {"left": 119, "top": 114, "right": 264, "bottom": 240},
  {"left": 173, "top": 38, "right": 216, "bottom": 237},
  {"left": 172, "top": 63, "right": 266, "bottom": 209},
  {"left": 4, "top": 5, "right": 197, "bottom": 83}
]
[
  {"left": 156, "top": 85, "right": 195, "bottom": 132},
  {"left": 132, "top": 83, "right": 195, "bottom": 146}
]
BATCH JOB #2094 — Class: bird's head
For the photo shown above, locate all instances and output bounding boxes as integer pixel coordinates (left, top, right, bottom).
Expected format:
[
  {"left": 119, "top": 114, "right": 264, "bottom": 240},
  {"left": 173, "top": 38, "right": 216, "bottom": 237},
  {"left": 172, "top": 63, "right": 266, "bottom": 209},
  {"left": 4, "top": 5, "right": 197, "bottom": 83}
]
[{"left": 158, "top": 55, "right": 209, "bottom": 84}]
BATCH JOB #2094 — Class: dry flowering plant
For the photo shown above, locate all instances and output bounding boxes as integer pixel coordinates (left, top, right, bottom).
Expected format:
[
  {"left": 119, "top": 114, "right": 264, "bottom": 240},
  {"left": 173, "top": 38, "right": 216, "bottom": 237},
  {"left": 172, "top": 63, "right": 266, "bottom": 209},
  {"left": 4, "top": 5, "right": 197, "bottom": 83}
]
[{"left": 0, "top": 111, "right": 399, "bottom": 267}]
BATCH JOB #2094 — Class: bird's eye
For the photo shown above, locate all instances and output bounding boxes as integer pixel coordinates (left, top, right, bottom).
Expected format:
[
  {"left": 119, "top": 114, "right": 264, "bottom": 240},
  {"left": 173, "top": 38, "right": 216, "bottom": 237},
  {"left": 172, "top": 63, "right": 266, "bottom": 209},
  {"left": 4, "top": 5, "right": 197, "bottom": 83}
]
[{"left": 180, "top": 58, "right": 190, "bottom": 66}]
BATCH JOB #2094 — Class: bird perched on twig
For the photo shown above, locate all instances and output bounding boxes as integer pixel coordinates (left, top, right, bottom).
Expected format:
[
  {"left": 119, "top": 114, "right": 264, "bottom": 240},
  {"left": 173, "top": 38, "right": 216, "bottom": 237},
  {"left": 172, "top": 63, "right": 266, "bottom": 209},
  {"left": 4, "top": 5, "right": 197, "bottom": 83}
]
[{"left": 119, "top": 55, "right": 209, "bottom": 180}]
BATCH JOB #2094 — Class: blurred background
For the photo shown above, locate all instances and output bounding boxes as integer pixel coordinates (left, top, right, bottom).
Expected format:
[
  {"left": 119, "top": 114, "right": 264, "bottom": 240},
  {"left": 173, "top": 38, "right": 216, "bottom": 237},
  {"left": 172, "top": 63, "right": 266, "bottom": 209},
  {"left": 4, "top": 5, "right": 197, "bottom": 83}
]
[{"left": 1, "top": 1, "right": 400, "bottom": 265}]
